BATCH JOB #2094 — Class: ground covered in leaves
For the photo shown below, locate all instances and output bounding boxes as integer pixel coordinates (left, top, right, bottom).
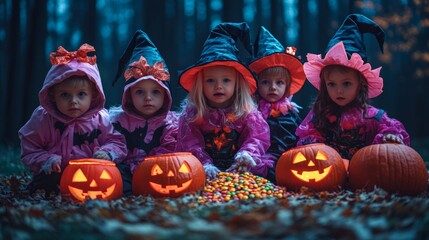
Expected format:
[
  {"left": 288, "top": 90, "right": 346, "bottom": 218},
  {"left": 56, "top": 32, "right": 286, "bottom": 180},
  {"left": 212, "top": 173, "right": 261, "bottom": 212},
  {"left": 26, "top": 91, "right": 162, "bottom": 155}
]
[{"left": 1, "top": 174, "right": 429, "bottom": 240}]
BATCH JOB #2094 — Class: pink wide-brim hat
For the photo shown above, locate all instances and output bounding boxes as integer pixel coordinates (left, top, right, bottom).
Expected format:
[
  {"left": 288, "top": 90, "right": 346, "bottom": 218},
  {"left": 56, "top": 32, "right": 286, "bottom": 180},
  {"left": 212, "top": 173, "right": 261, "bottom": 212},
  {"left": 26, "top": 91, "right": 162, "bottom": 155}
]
[{"left": 304, "top": 41, "right": 383, "bottom": 99}]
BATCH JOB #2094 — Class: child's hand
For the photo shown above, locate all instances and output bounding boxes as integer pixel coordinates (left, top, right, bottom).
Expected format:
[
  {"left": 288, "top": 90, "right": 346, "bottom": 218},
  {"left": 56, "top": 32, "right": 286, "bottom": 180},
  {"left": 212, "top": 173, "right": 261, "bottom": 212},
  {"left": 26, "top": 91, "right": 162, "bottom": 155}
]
[
  {"left": 227, "top": 151, "right": 256, "bottom": 173},
  {"left": 203, "top": 164, "right": 220, "bottom": 180},
  {"left": 382, "top": 134, "right": 404, "bottom": 144},
  {"left": 93, "top": 150, "right": 111, "bottom": 160},
  {"left": 41, "top": 155, "right": 62, "bottom": 174}
]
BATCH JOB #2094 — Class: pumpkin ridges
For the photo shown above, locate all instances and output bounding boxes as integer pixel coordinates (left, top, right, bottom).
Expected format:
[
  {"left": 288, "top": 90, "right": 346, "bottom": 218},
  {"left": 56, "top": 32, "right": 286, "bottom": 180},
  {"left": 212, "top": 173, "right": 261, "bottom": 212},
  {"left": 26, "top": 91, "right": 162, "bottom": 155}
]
[
  {"left": 349, "top": 144, "right": 428, "bottom": 195},
  {"left": 132, "top": 152, "right": 206, "bottom": 197},
  {"left": 60, "top": 158, "right": 123, "bottom": 202},
  {"left": 276, "top": 143, "right": 347, "bottom": 192}
]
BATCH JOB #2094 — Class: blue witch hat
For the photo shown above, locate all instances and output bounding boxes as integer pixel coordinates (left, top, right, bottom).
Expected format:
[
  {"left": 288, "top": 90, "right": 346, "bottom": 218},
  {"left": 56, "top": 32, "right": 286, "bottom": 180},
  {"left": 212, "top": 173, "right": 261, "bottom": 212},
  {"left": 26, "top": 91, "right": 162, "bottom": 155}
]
[
  {"left": 112, "top": 30, "right": 170, "bottom": 87},
  {"left": 178, "top": 22, "right": 257, "bottom": 93}
]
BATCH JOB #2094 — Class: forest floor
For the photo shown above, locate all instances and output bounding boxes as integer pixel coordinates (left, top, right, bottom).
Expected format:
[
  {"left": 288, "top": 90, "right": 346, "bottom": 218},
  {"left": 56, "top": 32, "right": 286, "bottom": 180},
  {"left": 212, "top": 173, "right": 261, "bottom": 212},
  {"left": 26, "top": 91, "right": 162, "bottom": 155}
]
[{"left": 1, "top": 141, "right": 429, "bottom": 239}]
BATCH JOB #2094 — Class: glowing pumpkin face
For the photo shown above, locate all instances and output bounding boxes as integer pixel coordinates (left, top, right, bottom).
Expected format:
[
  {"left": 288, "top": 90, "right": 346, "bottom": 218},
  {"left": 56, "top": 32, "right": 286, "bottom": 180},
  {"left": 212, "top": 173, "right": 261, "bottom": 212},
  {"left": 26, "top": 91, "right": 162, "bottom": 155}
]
[
  {"left": 60, "top": 159, "right": 123, "bottom": 202},
  {"left": 276, "top": 144, "right": 347, "bottom": 191},
  {"left": 132, "top": 152, "right": 206, "bottom": 197}
]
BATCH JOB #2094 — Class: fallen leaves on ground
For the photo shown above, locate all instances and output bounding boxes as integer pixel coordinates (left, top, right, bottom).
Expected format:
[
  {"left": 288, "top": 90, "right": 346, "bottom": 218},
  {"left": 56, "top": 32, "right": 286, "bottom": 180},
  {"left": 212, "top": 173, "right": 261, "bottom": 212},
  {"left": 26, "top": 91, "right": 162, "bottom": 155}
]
[{"left": 1, "top": 174, "right": 429, "bottom": 239}]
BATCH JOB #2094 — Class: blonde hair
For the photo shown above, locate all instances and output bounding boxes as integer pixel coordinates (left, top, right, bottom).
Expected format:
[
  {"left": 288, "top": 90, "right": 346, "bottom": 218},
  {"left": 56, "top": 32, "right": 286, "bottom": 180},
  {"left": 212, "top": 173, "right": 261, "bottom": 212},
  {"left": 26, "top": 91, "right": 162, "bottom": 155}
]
[
  {"left": 186, "top": 66, "right": 256, "bottom": 122},
  {"left": 258, "top": 66, "right": 291, "bottom": 96}
]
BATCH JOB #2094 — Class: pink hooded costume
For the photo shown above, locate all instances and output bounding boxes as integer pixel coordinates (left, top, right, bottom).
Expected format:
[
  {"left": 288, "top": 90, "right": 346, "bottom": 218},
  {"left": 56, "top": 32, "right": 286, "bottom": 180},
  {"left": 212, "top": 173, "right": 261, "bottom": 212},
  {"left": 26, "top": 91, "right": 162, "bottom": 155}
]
[
  {"left": 19, "top": 44, "right": 127, "bottom": 184},
  {"left": 110, "top": 30, "right": 178, "bottom": 195}
]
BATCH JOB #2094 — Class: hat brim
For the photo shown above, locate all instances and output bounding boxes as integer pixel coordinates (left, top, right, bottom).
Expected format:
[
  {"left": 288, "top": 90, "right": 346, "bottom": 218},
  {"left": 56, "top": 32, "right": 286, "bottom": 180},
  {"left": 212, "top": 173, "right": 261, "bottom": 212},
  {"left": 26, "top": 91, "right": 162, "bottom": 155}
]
[
  {"left": 250, "top": 53, "right": 306, "bottom": 95},
  {"left": 179, "top": 60, "right": 257, "bottom": 93},
  {"left": 304, "top": 41, "right": 383, "bottom": 98}
]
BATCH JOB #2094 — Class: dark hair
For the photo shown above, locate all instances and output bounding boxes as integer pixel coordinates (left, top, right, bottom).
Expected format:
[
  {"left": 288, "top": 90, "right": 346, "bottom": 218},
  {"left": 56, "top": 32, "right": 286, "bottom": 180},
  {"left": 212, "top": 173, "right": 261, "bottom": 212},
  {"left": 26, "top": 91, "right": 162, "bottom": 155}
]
[{"left": 312, "top": 65, "right": 368, "bottom": 135}]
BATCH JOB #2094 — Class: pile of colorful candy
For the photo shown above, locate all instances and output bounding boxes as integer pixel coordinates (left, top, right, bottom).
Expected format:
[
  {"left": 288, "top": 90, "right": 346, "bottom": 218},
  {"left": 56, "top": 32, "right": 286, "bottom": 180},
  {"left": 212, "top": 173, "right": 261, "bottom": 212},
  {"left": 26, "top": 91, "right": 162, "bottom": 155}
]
[{"left": 197, "top": 172, "right": 287, "bottom": 203}]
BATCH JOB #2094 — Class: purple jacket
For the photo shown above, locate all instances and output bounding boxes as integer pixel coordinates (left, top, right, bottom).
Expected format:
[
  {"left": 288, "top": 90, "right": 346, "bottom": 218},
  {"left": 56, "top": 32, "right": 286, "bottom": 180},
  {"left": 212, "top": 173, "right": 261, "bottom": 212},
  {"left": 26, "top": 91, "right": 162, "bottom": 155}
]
[
  {"left": 175, "top": 105, "right": 273, "bottom": 177},
  {"left": 109, "top": 76, "right": 178, "bottom": 173},
  {"left": 19, "top": 60, "right": 127, "bottom": 174},
  {"left": 296, "top": 105, "right": 410, "bottom": 159}
]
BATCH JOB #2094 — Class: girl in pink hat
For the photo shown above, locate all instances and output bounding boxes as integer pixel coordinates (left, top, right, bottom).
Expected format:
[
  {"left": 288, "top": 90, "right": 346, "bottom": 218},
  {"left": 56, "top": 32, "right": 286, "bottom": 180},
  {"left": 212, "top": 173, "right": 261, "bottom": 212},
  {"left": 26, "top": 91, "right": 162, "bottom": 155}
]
[
  {"left": 296, "top": 14, "right": 410, "bottom": 161},
  {"left": 19, "top": 44, "right": 127, "bottom": 195},
  {"left": 175, "top": 22, "right": 273, "bottom": 179}
]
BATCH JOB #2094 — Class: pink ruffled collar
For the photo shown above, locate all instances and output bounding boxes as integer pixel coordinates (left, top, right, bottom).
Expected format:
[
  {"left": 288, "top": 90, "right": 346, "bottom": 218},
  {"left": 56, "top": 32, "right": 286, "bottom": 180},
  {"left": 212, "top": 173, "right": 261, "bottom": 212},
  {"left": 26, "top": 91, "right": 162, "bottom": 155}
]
[{"left": 258, "top": 96, "right": 300, "bottom": 119}]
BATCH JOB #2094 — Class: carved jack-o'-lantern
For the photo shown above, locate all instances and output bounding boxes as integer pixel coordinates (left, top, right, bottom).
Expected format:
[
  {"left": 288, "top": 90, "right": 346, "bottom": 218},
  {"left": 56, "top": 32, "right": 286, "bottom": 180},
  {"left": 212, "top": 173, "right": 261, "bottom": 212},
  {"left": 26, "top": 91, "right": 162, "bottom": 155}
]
[
  {"left": 349, "top": 143, "right": 428, "bottom": 195},
  {"left": 132, "top": 152, "right": 206, "bottom": 197},
  {"left": 60, "top": 159, "right": 123, "bottom": 202},
  {"left": 276, "top": 143, "right": 347, "bottom": 191}
]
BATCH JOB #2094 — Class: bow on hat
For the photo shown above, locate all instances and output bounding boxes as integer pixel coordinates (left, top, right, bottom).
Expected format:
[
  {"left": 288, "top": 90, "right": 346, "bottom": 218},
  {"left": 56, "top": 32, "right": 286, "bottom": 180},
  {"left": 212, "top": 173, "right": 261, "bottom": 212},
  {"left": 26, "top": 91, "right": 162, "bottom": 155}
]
[
  {"left": 50, "top": 43, "right": 96, "bottom": 65},
  {"left": 112, "top": 30, "right": 170, "bottom": 86},
  {"left": 124, "top": 56, "right": 169, "bottom": 82}
]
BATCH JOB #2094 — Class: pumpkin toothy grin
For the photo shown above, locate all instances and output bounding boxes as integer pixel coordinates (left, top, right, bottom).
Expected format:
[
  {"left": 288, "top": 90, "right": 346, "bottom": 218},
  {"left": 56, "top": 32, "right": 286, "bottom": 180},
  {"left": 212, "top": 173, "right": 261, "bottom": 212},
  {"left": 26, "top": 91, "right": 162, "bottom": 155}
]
[
  {"left": 68, "top": 184, "right": 116, "bottom": 201},
  {"left": 149, "top": 179, "right": 193, "bottom": 194},
  {"left": 291, "top": 166, "right": 332, "bottom": 182}
]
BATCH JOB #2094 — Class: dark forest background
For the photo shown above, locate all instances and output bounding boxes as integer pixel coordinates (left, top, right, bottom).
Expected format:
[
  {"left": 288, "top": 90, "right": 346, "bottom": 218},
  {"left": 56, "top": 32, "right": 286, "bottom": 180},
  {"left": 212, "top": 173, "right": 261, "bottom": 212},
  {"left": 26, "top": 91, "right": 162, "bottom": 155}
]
[{"left": 1, "top": 0, "right": 428, "bottom": 148}]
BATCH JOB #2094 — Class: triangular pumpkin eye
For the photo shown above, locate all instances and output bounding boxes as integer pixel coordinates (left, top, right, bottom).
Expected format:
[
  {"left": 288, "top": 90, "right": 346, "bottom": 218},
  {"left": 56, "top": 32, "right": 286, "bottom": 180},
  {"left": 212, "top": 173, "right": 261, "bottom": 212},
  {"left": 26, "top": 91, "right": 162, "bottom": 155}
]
[
  {"left": 293, "top": 152, "right": 307, "bottom": 164},
  {"left": 316, "top": 151, "right": 328, "bottom": 161},
  {"left": 179, "top": 162, "right": 191, "bottom": 173},
  {"left": 151, "top": 164, "right": 163, "bottom": 176},
  {"left": 100, "top": 170, "right": 112, "bottom": 179},
  {"left": 72, "top": 169, "right": 87, "bottom": 182}
]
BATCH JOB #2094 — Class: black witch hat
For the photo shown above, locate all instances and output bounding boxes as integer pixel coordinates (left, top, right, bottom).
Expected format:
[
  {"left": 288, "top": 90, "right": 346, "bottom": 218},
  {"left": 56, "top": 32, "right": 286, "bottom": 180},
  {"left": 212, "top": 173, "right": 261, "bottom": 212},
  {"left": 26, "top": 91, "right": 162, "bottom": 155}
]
[
  {"left": 325, "top": 13, "right": 385, "bottom": 61},
  {"left": 249, "top": 26, "right": 305, "bottom": 95},
  {"left": 178, "top": 22, "right": 257, "bottom": 93}
]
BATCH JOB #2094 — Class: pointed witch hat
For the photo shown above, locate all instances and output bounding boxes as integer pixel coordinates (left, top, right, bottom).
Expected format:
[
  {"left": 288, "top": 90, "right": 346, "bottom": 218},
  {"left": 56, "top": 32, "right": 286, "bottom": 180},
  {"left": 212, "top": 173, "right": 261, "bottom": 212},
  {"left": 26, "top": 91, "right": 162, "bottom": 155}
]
[
  {"left": 304, "top": 14, "right": 385, "bottom": 98},
  {"left": 112, "top": 30, "right": 170, "bottom": 87},
  {"left": 111, "top": 30, "right": 172, "bottom": 116},
  {"left": 178, "top": 22, "right": 257, "bottom": 93},
  {"left": 249, "top": 26, "right": 305, "bottom": 95}
]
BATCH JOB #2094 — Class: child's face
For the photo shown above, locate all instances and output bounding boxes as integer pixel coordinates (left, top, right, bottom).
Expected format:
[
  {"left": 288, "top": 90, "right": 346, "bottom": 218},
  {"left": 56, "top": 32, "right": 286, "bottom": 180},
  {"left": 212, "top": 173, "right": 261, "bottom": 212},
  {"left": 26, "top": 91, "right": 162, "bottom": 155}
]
[
  {"left": 202, "top": 65, "right": 236, "bottom": 108},
  {"left": 257, "top": 73, "right": 287, "bottom": 103},
  {"left": 52, "top": 77, "right": 94, "bottom": 118},
  {"left": 325, "top": 68, "right": 360, "bottom": 107},
  {"left": 130, "top": 80, "right": 165, "bottom": 118}
]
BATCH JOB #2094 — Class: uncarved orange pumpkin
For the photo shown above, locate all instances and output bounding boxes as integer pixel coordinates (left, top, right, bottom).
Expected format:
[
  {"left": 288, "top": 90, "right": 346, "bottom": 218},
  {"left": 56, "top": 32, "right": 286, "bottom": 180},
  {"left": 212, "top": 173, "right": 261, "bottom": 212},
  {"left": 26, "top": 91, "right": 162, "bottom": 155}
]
[
  {"left": 60, "top": 158, "right": 123, "bottom": 202},
  {"left": 132, "top": 152, "right": 206, "bottom": 197},
  {"left": 276, "top": 143, "right": 347, "bottom": 191},
  {"left": 349, "top": 143, "right": 428, "bottom": 195}
]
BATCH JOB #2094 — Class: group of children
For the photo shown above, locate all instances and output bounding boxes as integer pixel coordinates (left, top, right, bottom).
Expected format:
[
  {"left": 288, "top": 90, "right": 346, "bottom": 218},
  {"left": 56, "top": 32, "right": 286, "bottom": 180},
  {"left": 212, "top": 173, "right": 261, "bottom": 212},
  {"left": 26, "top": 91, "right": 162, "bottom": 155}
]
[{"left": 19, "top": 14, "right": 410, "bottom": 196}]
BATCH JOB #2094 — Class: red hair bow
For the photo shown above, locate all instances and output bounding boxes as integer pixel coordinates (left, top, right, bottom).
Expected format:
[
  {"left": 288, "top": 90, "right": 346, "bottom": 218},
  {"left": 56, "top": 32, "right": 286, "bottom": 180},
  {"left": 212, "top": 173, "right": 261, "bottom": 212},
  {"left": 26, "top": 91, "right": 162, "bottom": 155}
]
[
  {"left": 50, "top": 43, "right": 97, "bottom": 65},
  {"left": 124, "top": 56, "right": 170, "bottom": 81}
]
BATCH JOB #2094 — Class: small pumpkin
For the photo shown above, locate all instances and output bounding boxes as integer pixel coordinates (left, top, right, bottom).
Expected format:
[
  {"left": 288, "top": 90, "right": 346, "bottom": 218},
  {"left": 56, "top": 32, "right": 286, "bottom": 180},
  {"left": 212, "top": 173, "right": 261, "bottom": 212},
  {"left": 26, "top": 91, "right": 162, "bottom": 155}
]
[
  {"left": 276, "top": 143, "right": 347, "bottom": 191},
  {"left": 60, "top": 158, "right": 123, "bottom": 202},
  {"left": 349, "top": 143, "right": 428, "bottom": 195},
  {"left": 132, "top": 152, "right": 206, "bottom": 197}
]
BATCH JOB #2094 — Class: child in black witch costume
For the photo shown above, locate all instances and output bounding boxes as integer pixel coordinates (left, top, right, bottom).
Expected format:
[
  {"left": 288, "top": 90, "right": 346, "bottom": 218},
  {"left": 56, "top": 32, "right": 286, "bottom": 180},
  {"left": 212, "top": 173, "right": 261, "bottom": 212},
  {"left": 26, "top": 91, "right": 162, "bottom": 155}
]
[
  {"left": 249, "top": 27, "right": 306, "bottom": 184},
  {"left": 110, "top": 30, "right": 178, "bottom": 195}
]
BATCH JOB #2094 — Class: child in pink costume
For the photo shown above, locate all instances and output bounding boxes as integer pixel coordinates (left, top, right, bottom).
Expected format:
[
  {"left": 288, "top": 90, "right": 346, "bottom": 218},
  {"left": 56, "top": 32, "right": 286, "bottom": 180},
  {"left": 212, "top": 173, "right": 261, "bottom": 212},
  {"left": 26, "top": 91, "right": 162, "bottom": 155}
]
[
  {"left": 110, "top": 30, "right": 178, "bottom": 195},
  {"left": 175, "top": 22, "right": 272, "bottom": 179},
  {"left": 19, "top": 44, "right": 127, "bottom": 195},
  {"left": 296, "top": 14, "right": 410, "bottom": 160}
]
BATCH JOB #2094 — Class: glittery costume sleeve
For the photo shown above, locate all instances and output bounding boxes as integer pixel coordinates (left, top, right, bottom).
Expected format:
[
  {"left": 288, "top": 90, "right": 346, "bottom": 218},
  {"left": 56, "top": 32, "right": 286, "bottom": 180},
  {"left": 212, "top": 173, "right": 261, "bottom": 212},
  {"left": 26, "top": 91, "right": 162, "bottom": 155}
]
[{"left": 295, "top": 109, "right": 325, "bottom": 146}]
